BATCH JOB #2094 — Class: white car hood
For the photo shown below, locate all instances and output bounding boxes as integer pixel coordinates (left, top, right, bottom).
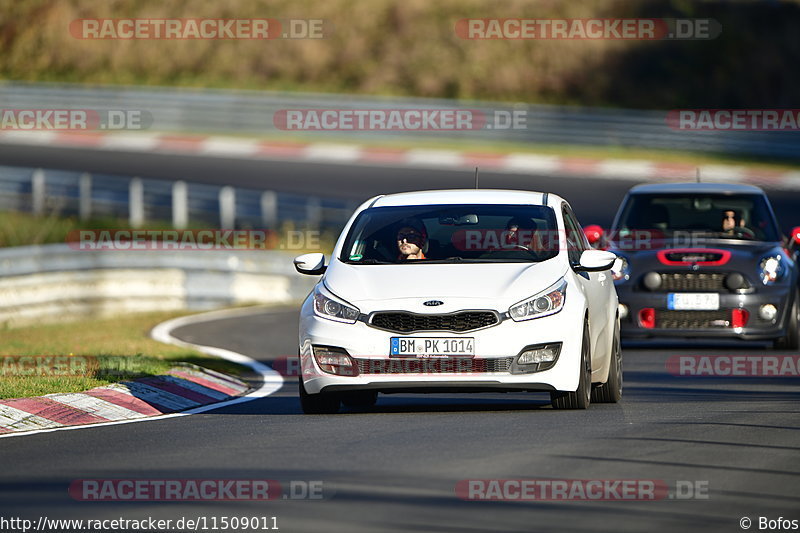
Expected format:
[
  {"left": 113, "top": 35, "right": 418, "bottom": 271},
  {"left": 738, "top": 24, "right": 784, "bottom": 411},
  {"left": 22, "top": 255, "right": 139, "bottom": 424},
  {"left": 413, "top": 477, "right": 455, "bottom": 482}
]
[{"left": 323, "top": 258, "right": 567, "bottom": 313}]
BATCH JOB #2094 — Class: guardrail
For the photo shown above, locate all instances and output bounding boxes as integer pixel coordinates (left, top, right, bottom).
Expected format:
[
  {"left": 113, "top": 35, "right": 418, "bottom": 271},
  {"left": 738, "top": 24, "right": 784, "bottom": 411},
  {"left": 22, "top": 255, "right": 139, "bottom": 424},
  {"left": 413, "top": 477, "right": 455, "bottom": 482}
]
[
  {"left": 1, "top": 82, "right": 799, "bottom": 159},
  {"left": 0, "top": 244, "right": 316, "bottom": 326},
  {"left": 0, "top": 164, "right": 355, "bottom": 231}
]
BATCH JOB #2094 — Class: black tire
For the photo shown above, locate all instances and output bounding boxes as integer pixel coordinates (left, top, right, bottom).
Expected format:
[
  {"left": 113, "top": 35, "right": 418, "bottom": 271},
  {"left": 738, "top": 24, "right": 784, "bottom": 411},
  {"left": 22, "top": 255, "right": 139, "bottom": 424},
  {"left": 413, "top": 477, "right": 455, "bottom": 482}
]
[
  {"left": 551, "top": 321, "right": 592, "bottom": 410},
  {"left": 591, "top": 319, "right": 622, "bottom": 403},
  {"left": 774, "top": 291, "right": 800, "bottom": 351},
  {"left": 299, "top": 378, "right": 341, "bottom": 414},
  {"left": 341, "top": 391, "right": 378, "bottom": 410}
]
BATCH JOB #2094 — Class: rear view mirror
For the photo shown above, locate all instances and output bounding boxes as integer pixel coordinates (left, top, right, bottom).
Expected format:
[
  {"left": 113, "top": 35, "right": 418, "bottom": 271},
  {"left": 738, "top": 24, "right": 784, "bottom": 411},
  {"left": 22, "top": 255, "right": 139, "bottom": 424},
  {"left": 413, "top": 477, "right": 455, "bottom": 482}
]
[
  {"left": 575, "top": 250, "right": 617, "bottom": 272},
  {"left": 438, "top": 214, "right": 478, "bottom": 226},
  {"left": 294, "top": 253, "right": 327, "bottom": 275}
]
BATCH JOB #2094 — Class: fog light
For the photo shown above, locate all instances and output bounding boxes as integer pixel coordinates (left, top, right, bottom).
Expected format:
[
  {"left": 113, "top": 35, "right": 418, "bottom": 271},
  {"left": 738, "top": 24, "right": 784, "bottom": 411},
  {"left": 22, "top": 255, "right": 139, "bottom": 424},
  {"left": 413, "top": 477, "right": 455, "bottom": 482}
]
[
  {"left": 731, "top": 309, "right": 749, "bottom": 329},
  {"left": 313, "top": 346, "right": 358, "bottom": 376},
  {"left": 759, "top": 304, "right": 777, "bottom": 321},
  {"left": 518, "top": 344, "right": 561, "bottom": 365},
  {"left": 638, "top": 308, "right": 656, "bottom": 329},
  {"left": 618, "top": 303, "right": 629, "bottom": 320},
  {"left": 725, "top": 273, "right": 746, "bottom": 290},
  {"left": 643, "top": 272, "right": 662, "bottom": 291}
]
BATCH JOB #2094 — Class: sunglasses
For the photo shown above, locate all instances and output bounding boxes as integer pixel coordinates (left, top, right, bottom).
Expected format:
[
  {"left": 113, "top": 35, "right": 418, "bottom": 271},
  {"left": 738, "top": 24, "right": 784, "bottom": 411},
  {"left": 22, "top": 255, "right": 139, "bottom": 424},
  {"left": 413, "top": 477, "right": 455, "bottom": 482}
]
[{"left": 397, "top": 231, "right": 424, "bottom": 242}]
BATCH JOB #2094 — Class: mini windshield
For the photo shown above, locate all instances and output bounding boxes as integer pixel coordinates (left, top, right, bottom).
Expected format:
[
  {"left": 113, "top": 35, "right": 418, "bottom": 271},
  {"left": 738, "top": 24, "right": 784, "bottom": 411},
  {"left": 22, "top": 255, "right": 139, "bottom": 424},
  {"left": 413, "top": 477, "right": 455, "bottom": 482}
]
[
  {"left": 340, "top": 204, "right": 560, "bottom": 264},
  {"left": 616, "top": 193, "right": 781, "bottom": 242}
]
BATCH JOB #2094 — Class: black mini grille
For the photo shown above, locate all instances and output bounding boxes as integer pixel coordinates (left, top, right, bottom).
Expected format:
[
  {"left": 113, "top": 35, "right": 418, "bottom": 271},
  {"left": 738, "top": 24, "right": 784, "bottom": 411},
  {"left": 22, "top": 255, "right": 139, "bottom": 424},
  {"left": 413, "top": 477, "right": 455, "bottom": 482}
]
[
  {"left": 370, "top": 311, "right": 499, "bottom": 333},
  {"left": 657, "top": 272, "right": 727, "bottom": 292},
  {"left": 355, "top": 357, "right": 514, "bottom": 374},
  {"left": 656, "top": 310, "right": 731, "bottom": 329}
]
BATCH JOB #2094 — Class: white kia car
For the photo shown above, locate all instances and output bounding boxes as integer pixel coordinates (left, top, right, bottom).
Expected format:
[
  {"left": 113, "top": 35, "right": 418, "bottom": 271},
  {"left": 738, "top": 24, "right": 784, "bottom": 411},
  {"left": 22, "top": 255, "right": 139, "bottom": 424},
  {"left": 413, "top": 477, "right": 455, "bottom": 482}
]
[{"left": 294, "top": 189, "right": 621, "bottom": 413}]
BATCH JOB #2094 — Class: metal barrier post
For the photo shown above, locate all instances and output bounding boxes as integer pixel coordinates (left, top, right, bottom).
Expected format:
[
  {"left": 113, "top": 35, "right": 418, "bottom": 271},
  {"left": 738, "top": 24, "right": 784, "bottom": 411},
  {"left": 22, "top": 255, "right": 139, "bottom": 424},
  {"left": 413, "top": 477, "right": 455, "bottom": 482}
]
[
  {"left": 31, "top": 169, "right": 45, "bottom": 215},
  {"left": 129, "top": 177, "right": 144, "bottom": 228},
  {"left": 172, "top": 180, "right": 188, "bottom": 229},
  {"left": 219, "top": 186, "right": 236, "bottom": 228},
  {"left": 79, "top": 172, "right": 92, "bottom": 221}
]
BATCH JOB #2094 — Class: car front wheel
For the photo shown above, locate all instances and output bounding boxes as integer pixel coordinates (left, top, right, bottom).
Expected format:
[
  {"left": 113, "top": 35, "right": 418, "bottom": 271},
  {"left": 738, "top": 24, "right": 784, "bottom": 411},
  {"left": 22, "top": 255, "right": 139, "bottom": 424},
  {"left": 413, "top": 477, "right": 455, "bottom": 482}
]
[
  {"left": 774, "top": 291, "right": 800, "bottom": 351},
  {"left": 591, "top": 319, "right": 622, "bottom": 403},
  {"left": 551, "top": 321, "right": 592, "bottom": 410},
  {"left": 299, "top": 379, "right": 341, "bottom": 414}
]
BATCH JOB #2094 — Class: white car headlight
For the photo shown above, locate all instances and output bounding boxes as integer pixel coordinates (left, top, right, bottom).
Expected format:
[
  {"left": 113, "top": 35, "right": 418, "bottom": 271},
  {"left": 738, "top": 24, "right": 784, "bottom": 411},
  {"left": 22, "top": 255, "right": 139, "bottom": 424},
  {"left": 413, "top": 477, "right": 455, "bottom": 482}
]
[
  {"left": 509, "top": 279, "right": 567, "bottom": 322},
  {"left": 313, "top": 284, "right": 360, "bottom": 323},
  {"left": 759, "top": 255, "right": 785, "bottom": 285}
]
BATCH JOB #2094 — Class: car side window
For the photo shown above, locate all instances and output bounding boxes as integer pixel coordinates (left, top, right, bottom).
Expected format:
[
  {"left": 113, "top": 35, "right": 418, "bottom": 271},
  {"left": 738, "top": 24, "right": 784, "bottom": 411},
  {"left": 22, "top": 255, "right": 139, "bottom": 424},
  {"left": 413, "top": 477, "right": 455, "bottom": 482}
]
[{"left": 562, "top": 206, "right": 585, "bottom": 265}]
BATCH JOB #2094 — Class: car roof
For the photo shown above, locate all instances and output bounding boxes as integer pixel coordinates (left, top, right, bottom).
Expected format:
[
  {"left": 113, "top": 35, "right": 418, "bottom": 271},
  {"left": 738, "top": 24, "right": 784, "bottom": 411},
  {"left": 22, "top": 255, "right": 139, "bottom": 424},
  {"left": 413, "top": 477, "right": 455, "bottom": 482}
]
[
  {"left": 370, "top": 189, "right": 557, "bottom": 207},
  {"left": 628, "top": 182, "right": 766, "bottom": 195}
]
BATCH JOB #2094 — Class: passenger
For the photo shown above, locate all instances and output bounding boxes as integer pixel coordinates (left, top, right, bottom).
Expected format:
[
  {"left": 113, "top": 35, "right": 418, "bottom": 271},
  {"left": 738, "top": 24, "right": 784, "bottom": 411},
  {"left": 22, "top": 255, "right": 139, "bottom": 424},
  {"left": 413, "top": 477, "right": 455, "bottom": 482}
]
[
  {"left": 396, "top": 218, "right": 427, "bottom": 261},
  {"left": 504, "top": 216, "right": 538, "bottom": 250}
]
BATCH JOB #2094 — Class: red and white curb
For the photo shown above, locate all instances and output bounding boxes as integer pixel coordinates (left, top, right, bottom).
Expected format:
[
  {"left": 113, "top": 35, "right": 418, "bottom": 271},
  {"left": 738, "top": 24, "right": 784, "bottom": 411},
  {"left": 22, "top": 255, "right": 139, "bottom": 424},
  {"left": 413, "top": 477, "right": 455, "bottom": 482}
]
[
  {"left": 2, "top": 130, "right": 799, "bottom": 189},
  {"left": 0, "top": 306, "right": 285, "bottom": 439}
]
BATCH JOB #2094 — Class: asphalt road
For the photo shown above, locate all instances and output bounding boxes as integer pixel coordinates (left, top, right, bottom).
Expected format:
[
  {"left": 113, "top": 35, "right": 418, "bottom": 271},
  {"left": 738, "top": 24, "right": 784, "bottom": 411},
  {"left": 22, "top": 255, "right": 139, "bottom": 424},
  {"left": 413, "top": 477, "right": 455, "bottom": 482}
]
[
  {"left": 0, "top": 307, "right": 798, "bottom": 533},
  {"left": 0, "top": 149, "right": 799, "bottom": 532}
]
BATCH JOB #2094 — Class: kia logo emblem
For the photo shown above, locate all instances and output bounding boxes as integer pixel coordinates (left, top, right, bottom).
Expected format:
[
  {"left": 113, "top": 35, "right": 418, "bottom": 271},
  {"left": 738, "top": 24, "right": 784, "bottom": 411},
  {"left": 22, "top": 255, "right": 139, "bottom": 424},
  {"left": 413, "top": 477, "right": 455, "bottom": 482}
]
[{"left": 423, "top": 300, "right": 444, "bottom": 307}]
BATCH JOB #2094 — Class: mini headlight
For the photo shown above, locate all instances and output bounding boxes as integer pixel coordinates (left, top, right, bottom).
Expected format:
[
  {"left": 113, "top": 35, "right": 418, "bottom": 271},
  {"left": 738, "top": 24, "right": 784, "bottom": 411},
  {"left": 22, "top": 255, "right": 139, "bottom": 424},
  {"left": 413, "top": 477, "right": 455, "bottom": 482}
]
[
  {"left": 759, "top": 255, "right": 785, "bottom": 285},
  {"left": 611, "top": 256, "right": 630, "bottom": 282},
  {"left": 509, "top": 279, "right": 567, "bottom": 322},
  {"left": 313, "top": 285, "right": 360, "bottom": 323}
]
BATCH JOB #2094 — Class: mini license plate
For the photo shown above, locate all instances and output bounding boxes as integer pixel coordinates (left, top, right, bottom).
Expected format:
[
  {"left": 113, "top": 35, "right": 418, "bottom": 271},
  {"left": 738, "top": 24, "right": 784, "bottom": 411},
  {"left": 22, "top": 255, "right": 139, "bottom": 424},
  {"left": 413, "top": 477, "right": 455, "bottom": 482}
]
[
  {"left": 667, "top": 293, "right": 720, "bottom": 311},
  {"left": 390, "top": 337, "right": 475, "bottom": 358}
]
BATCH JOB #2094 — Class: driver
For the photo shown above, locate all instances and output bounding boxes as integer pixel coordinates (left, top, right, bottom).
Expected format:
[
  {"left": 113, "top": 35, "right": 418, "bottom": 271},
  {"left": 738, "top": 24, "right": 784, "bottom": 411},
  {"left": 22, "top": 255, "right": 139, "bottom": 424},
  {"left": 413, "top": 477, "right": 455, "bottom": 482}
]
[
  {"left": 721, "top": 209, "right": 745, "bottom": 234},
  {"left": 504, "top": 216, "right": 537, "bottom": 250},
  {"left": 396, "top": 218, "right": 427, "bottom": 261}
]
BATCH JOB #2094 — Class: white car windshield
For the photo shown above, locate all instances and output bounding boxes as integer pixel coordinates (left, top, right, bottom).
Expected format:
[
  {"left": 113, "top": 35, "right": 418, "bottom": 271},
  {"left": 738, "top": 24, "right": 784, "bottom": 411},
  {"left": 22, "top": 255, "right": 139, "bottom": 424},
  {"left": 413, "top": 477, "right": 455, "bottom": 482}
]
[{"left": 340, "top": 204, "right": 559, "bottom": 264}]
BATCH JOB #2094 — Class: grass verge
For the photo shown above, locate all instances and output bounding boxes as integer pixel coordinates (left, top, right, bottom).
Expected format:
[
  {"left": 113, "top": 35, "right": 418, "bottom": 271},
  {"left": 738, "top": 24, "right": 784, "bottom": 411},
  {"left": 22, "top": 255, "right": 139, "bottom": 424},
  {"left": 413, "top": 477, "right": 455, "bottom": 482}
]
[{"left": 0, "top": 310, "right": 252, "bottom": 399}]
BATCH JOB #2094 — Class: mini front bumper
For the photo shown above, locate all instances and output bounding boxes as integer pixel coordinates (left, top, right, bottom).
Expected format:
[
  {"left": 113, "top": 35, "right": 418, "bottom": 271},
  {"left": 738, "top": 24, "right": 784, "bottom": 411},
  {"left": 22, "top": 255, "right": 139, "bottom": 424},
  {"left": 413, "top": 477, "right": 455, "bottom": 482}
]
[{"left": 616, "top": 284, "right": 793, "bottom": 340}]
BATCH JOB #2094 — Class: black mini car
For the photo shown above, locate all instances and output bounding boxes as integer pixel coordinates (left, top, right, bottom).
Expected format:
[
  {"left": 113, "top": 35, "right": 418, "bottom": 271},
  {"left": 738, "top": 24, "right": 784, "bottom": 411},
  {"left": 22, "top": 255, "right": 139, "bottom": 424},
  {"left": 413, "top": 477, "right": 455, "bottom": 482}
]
[{"left": 585, "top": 183, "right": 800, "bottom": 349}]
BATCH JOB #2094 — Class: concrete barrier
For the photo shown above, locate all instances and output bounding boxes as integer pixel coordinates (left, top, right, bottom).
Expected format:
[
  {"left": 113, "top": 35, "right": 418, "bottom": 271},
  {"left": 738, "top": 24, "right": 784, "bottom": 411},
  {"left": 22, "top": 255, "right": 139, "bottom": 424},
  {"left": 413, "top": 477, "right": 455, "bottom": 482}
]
[{"left": 0, "top": 244, "right": 317, "bottom": 326}]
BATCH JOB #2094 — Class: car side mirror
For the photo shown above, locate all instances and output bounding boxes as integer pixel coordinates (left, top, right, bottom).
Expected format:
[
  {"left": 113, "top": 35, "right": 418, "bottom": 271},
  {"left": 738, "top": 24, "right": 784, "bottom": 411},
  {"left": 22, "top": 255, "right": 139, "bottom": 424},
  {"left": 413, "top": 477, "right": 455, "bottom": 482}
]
[
  {"left": 583, "top": 225, "right": 604, "bottom": 248},
  {"left": 791, "top": 226, "right": 800, "bottom": 248},
  {"left": 575, "top": 250, "right": 617, "bottom": 272},
  {"left": 294, "top": 253, "right": 327, "bottom": 275}
]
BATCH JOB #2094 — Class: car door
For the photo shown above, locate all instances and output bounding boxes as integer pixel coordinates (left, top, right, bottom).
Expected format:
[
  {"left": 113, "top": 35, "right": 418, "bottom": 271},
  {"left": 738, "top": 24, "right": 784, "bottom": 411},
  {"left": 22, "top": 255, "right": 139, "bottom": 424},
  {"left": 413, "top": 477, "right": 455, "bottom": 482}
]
[{"left": 562, "top": 204, "right": 611, "bottom": 368}]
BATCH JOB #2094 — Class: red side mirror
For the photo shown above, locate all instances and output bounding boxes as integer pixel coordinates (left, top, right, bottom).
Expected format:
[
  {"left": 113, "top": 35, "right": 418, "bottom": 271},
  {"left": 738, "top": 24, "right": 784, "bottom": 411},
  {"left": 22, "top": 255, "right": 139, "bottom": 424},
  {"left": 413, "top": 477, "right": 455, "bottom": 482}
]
[
  {"left": 791, "top": 226, "right": 800, "bottom": 246},
  {"left": 583, "top": 224, "right": 604, "bottom": 246}
]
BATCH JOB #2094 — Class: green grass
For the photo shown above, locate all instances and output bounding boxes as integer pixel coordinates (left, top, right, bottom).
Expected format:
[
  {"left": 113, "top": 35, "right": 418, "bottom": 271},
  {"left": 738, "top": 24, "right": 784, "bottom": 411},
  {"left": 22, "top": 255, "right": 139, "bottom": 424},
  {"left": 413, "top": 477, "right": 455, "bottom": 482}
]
[
  {"left": 0, "top": 310, "right": 252, "bottom": 399},
  {"left": 0, "top": 211, "right": 175, "bottom": 248},
  {"left": 0, "top": 211, "right": 337, "bottom": 253}
]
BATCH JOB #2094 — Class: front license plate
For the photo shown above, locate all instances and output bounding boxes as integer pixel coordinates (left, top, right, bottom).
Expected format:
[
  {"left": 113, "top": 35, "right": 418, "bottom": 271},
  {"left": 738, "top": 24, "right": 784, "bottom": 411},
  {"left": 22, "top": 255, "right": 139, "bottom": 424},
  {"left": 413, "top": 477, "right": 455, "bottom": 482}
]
[
  {"left": 667, "top": 293, "right": 720, "bottom": 311},
  {"left": 390, "top": 337, "right": 475, "bottom": 358}
]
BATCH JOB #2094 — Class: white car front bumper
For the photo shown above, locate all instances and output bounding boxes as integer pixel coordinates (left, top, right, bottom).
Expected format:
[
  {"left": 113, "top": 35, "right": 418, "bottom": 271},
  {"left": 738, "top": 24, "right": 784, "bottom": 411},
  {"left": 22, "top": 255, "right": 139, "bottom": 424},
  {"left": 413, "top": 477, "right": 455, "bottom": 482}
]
[{"left": 298, "top": 293, "right": 586, "bottom": 395}]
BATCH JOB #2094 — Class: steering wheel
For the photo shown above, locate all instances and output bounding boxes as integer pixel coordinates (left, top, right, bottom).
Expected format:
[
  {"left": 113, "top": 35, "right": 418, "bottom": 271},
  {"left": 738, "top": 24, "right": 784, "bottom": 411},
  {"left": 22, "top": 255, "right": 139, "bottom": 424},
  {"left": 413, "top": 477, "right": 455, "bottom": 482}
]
[{"left": 732, "top": 226, "right": 756, "bottom": 239}]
